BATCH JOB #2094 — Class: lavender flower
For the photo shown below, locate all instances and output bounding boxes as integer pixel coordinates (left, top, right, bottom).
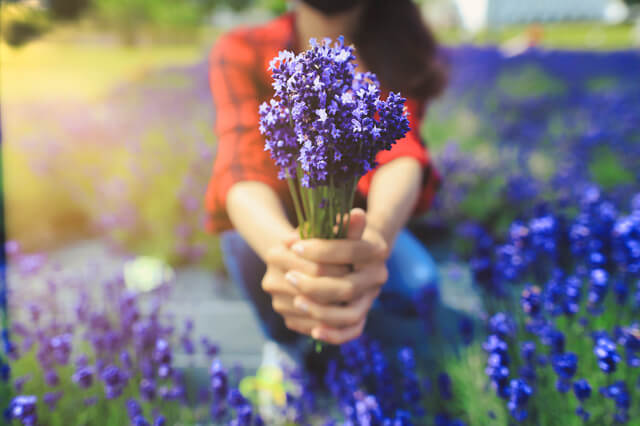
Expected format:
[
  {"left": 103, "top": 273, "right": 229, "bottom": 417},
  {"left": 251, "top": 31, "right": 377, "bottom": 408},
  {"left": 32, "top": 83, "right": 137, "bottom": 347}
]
[
  {"left": 594, "top": 336, "right": 621, "bottom": 374},
  {"left": 521, "top": 285, "right": 542, "bottom": 317},
  {"left": 260, "top": 37, "right": 409, "bottom": 187},
  {"left": 43, "top": 391, "right": 63, "bottom": 411},
  {"left": 9, "top": 395, "right": 37, "bottom": 425},
  {"left": 507, "top": 379, "right": 532, "bottom": 422},
  {"left": 488, "top": 313, "right": 516, "bottom": 338},
  {"left": 259, "top": 36, "right": 410, "bottom": 239},
  {"left": 140, "top": 378, "right": 157, "bottom": 401},
  {"left": 101, "top": 364, "right": 128, "bottom": 399},
  {"left": 551, "top": 352, "right": 578, "bottom": 393}
]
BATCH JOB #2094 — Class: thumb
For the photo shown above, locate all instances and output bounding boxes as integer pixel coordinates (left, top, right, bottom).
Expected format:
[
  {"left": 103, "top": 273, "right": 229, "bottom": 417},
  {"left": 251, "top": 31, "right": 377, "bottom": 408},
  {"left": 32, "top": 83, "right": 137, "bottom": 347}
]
[{"left": 346, "top": 208, "right": 367, "bottom": 241}]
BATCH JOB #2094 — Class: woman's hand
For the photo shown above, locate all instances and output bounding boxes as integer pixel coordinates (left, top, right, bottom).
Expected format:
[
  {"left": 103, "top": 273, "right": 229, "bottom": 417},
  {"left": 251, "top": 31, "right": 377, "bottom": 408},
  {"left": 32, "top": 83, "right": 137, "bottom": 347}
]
[
  {"left": 261, "top": 240, "right": 350, "bottom": 336},
  {"left": 281, "top": 210, "right": 392, "bottom": 345}
]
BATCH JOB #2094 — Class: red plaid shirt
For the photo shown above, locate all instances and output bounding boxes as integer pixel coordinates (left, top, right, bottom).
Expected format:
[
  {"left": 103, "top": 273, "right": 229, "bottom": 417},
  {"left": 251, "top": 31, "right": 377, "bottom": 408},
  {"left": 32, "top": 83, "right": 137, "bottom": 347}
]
[{"left": 205, "top": 13, "right": 440, "bottom": 233}]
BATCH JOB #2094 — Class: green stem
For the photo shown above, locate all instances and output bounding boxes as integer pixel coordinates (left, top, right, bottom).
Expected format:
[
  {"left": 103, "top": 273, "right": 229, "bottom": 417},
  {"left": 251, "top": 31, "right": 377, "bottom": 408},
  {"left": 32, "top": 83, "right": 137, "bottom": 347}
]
[
  {"left": 328, "top": 178, "right": 336, "bottom": 239},
  {"left": 287, "top": 176, "right": 305, "bottom": 239},
  {"left": 311, "top": 188, "right": 320, "bottom": 238},
  {"left": 344, "top": 177, "right": 358, "bottom": 235}
]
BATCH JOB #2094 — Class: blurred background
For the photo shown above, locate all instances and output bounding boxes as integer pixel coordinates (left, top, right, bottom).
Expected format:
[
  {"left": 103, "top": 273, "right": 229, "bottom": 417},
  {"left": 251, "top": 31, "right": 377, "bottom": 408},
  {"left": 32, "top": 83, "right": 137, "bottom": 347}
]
[
  {"left": 1, "top": 0, "right": 640, "bottom": 423},
  {"left": 1, "top": 0, "right": 639, "bottom": 268},
  {"left": 2, "top": 0, "right": 640, "bottom": 360}
]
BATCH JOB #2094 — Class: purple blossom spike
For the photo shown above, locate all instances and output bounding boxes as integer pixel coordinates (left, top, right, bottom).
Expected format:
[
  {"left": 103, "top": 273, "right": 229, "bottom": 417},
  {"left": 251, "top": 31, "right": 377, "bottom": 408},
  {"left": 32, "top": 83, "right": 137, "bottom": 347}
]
[{"left": 260, "top": 36, "right": 409, "bottom": 189}]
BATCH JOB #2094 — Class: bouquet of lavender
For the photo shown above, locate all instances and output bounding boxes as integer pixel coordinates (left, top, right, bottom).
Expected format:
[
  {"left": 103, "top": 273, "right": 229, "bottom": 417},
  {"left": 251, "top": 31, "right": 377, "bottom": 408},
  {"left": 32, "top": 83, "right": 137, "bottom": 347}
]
[{"left": 259, "top": 37, "right": 410, "bottom": 238}]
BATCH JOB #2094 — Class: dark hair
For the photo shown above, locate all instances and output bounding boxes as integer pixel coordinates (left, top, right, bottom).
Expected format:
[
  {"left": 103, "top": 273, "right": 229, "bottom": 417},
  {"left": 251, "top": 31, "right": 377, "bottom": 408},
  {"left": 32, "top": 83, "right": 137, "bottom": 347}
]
[{"left": 354, "top": 0, "right": 447, "bottom": 101}]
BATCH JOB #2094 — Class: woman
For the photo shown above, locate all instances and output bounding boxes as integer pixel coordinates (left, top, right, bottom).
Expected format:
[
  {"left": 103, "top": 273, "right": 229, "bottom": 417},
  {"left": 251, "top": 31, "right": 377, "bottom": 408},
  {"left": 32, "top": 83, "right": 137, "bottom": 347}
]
[{"left": 205, "top": 0, "right": 446, "bottom": 353}]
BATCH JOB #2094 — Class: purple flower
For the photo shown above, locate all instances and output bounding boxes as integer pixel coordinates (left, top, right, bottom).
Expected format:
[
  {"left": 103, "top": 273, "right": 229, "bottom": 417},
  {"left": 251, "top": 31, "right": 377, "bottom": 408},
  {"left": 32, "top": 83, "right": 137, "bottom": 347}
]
[
  {"left": 459, "top": 316, "right": 474, "bottom": 345},
  {"left": 201, "top": 337, "right": 219, "bottom": 357},
  {"left": 551, "top": 353, "right": 578, "bottom": 393},
  {"left": 49, "top": 333, "right": 72, "bottom": 365},
  {"left": 488, "top": 313, "right": 515, "bottom": 338},
  {"left": 600, "top": 381, "right": 630, "bottom": 415},
  {"left": 520, "top": 341, "right": 536, "bottom": 364},
  {"left": 437, "top": 373, "right": 452, "bottom": 401},
  {"left": 43, "top": 391, "right": 62, "bottom": 411},
  {"left": 126, "top": 398, "right": 143, "bottom": 420},
  {"left": 540, "top": 328, "right": 565, "bottom": 354},
  {"left": 140, "top": 378, "right": 156, "bottom": 401},
  {"left": 13, "top": 375, "right": 31, "bottom": 393},
  {"left": 521, "top": 285, "right": 542, "bottom": 316},
  {"left": 132, "top": 416, "right": 150, "bottom": 426},
  {"left": 153, "top": 339, "right": 172, "bottom": 369},
  {"left": 101, "top": 365, "right": 128, "bottom": 399},
  {"left": 210, "top": 359, "right": 229, "bottom": 400},
  {"left": 44, "top": 369, "right": 60, "bottom": 387},
  {"left": 588, "top": 268, "right": 609, "bottom": 313},
  {"left": 75, "top": 354, "right": 89, "bottom": 368},
  {"left": 260, "top": 36, "right": 409, "bottom": 188},
  {"left": 594, "top": 336, "right": 621, "bottom": 374},
  {"left": 9, "top": 395, "right": 37, "bottom": 425},
  {"left": 120, "top": 350, "right": 133, "bottom": 370},
  {"left": 507, "top": 379, "right": 532, "bottom": 422},
  {"left": 573, "top": 379, "right": 591, "bottom": 402}
]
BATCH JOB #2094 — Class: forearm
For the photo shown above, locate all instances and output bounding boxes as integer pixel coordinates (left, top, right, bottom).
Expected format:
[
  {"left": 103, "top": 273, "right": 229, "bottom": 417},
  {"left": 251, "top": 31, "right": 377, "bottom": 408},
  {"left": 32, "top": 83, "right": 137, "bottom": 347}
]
[
  {"left": 366, "top": 157, "right": 423, "bottom": 247},
  {"left": 226, "top": 181, "right": 294, "bottom": 260}
]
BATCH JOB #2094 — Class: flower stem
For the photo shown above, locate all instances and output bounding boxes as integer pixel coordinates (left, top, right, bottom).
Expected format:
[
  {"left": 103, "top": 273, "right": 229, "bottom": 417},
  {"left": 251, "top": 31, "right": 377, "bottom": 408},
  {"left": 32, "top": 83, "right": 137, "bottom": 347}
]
[{"left": 287, "top": 176, "right": 305, "bottom": 239}]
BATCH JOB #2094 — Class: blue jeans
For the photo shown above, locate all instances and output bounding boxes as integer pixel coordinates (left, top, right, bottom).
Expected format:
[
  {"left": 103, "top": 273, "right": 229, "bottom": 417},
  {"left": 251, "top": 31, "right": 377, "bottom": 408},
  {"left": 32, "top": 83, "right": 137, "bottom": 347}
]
[{"left": 220, "top": 229, "right": 438, "bottom": 344}]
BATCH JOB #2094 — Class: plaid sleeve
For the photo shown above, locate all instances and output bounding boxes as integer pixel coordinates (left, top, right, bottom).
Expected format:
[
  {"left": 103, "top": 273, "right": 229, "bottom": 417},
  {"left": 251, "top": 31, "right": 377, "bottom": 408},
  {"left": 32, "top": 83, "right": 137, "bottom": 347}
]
[
  {"left": 356, "top": 98, "right": 441, "bottom": 216},
  {"left": 204, "top": 32, "right": 283, "bottom": 233}
]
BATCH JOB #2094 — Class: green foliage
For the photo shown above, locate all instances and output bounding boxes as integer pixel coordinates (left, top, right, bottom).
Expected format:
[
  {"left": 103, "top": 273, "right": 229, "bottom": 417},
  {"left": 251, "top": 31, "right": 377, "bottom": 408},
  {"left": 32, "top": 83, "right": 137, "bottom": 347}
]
[
  {"left": 256, "top": 0, "right": 287, "bottom": 15},
  {"left": 92, "top": 0, "right": 213, "bottom": 44},
  {"left": 1, "top": 3, "right": 50, "bottom": 47},
  {"left": 439, "top": 24, "right": 635, "bottom": 50},
  {"left": 49, "top": 0, "right": 90, "bottom": 20},
  {"left": 497, "top": 65, "right": 564, "bottom": 99},
  {"left": 589, "top": 147, "right": 635, "bottom": 190},
  {"left": 443, "top": 289, "right": 640, "bottom": 425},
  {"left": 9, "top": 339, "right": 207, "bottom": 424}
]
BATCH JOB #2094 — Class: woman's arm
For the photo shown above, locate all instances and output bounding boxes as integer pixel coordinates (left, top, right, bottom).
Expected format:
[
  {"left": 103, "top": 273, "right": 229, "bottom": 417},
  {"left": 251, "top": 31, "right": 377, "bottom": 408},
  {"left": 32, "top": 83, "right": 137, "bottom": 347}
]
[
  {"left": 366, "top": 157, "right": 423, "bottom": 248},
  {"left": 226, "top": 181, "right": 294, "bottom": 261}
]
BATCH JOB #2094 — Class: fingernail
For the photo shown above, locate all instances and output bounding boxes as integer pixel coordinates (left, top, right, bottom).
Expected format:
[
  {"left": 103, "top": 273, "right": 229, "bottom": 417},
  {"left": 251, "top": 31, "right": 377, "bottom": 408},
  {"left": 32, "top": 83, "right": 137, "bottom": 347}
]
[
  {"left": 294, "top": 297, "right": 309, "bottom": 312},
  {"left": 311, "top": 328, "right": 323, "bottom": 340},
  {"left": 285, "top": 271, "right": 298, "bottom": 286},
  {"left": 292, "top": 243, "right": 304, "bottom": 254}
]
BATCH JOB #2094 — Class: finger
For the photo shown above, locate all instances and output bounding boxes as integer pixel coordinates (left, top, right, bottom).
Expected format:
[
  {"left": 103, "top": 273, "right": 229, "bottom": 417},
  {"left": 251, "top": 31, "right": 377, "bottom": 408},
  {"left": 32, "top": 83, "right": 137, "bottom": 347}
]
[
  {"left": 285, "top": 263, "right": 388, "bottom": 303},
  {"left": 290, "top": 239, "right": 384, "bottom": 265},
  {"left": 283, "top": 315, "right": 320, "bottom": 336},
  {"left": 346, "top": 208, "right": 367, "bottom": 241},
  {"left": 261, "top": 270, "right": 299, "bottom": 297},
  {"left": 270, "top": 294, "right": 301, "bottom": 317},
  {"left": 293, "top": 290, "right": 378, "bottom": 328},
  {"left": 266, "top": 245, "right": 348, "bottom": 277},
  {"left": 311, "top": 319, "right": 367, "bottom": 345}
]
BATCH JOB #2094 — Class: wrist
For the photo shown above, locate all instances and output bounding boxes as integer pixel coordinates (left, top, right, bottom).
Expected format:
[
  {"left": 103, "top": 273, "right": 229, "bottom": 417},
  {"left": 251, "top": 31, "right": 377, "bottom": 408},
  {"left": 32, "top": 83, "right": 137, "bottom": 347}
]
[{"left": 364, "top": 214, "right": 396, "bottom": 253}]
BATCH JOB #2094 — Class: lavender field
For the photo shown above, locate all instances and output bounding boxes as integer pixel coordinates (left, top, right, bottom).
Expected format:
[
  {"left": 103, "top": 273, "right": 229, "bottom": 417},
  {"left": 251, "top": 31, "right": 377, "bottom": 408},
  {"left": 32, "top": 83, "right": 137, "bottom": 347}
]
[{"left": 2, "top": 20, "right": 640, "bottom": 425}]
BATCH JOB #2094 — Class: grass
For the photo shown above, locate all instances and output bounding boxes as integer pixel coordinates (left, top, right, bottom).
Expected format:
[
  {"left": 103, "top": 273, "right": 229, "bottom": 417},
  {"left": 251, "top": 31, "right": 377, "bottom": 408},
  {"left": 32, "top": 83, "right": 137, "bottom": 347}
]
[
  {"left": 2, "top": 24, "right": 221, "bottom": 266},
  {"left": 0, "top": 26, "right": 206, "bottom": 104},
  {"left": 439, "top": 22, "right": 637, "bottom": 50}
]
